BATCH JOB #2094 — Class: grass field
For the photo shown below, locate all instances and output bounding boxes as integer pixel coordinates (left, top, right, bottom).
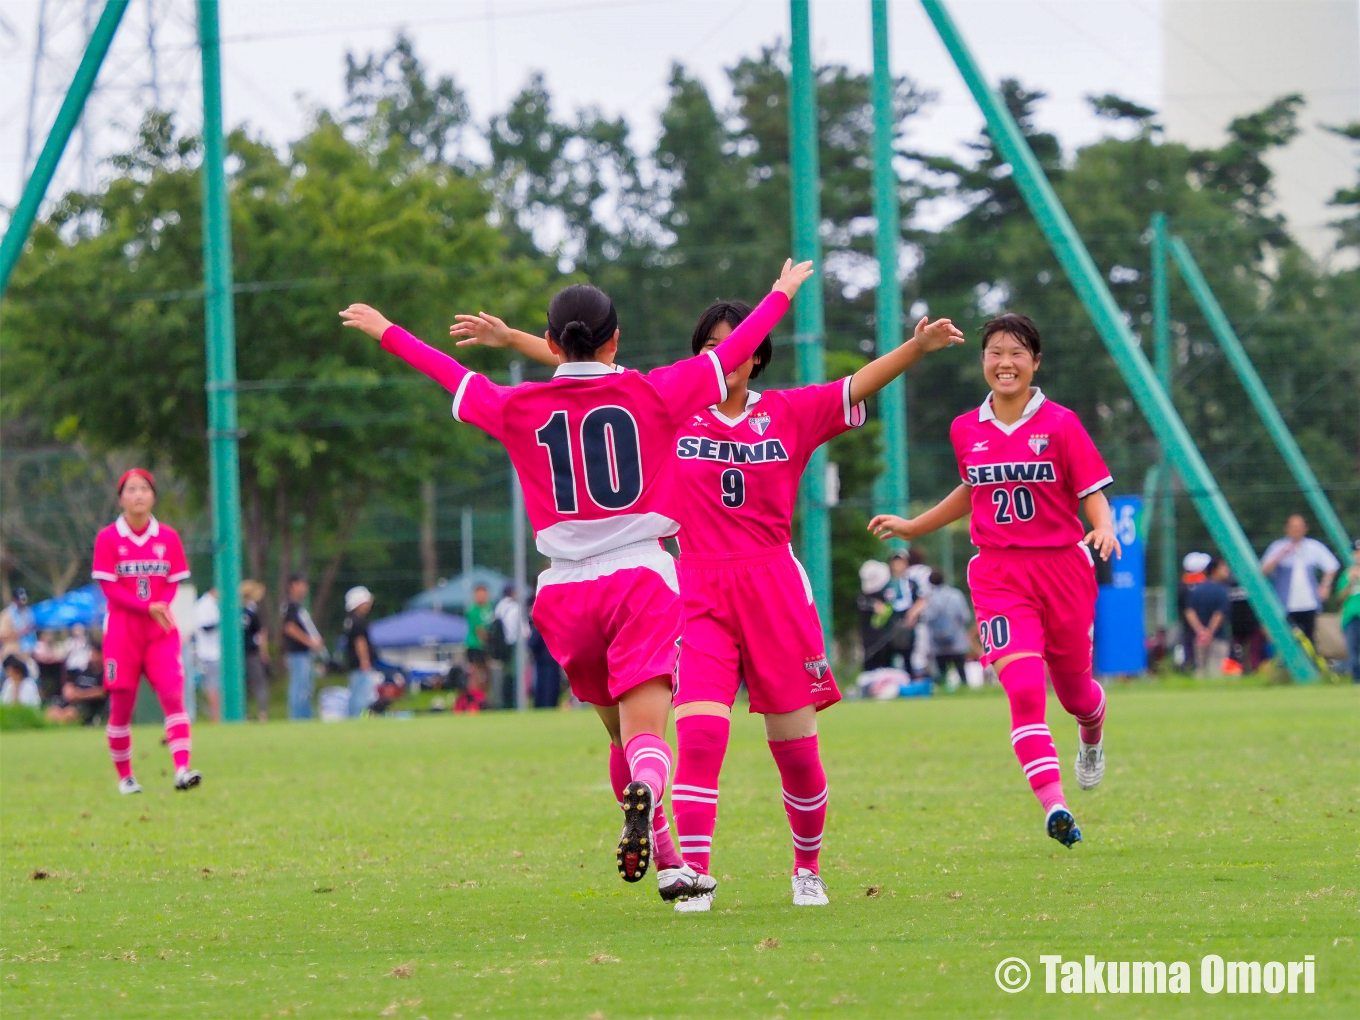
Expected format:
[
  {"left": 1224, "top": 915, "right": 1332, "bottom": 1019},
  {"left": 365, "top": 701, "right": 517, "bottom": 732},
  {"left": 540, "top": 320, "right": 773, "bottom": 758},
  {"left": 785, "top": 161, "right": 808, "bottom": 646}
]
[{"left": 2, "top": 683, "right": 1357, "bottom": 1019}]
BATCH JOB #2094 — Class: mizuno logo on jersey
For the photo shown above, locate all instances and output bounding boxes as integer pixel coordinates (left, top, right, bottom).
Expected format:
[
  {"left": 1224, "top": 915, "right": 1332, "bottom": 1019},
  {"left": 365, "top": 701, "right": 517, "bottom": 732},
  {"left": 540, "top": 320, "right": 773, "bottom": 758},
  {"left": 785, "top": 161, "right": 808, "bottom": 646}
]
[
  {"left": 971, "top": 440, "right": 989, "bottom": 451},
  {"left": 676, "top": 436, "right": 790, "bottom": 464},
  {"left": 965, "top": 461, "right": 1057, "bottom": 485},
  {"left": 116, "top": 560, "right": 171, "bottom": 577}
]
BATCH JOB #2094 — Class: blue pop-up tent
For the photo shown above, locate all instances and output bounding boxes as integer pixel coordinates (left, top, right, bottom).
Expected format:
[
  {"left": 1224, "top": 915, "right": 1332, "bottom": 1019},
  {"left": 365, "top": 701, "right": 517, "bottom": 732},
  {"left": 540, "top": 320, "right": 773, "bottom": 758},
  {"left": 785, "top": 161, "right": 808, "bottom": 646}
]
[
  {"left": 407, "top": 568, "right": 509, "bottom": 613},
  {"left": 31, "top": 584, "right": 106, "bottom": 629},
  {"left": 368, "top": 609, "right": 467, "bottom": 649}
]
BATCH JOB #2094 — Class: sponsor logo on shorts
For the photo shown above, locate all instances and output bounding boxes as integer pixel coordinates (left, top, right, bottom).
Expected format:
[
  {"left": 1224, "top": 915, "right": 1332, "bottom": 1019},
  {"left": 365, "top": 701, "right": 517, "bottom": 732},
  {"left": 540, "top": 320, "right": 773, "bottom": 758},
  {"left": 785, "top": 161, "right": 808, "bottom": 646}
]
[
  {"left": 748, "top": 411, "right": 771, "bottom": 436},
  {"left": 1028, "top": 434, "right": 1050, "bottom": 455},
  {"left": 804, "top": 655, "right": 829, "bottom": 680}
]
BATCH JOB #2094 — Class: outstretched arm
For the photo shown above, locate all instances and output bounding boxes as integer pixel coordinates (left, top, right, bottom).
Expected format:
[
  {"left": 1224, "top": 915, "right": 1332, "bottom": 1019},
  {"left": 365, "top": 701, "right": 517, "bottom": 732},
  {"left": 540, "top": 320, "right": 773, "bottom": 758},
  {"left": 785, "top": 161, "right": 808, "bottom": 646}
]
[
  {"left": 710, "top": 259, "right": 812, "bottom": 375},
  {"left": 848, "top": 316, "right": 965, "bottom": 405},
  {"left": 341, "top": 304, "right": 469, "bottom": 394},
  {"left": 449, "top": 314, "right": 558, "bottom": 368},
  {"left": 868, "top": 484, "right": 972, "bottom": 543}
]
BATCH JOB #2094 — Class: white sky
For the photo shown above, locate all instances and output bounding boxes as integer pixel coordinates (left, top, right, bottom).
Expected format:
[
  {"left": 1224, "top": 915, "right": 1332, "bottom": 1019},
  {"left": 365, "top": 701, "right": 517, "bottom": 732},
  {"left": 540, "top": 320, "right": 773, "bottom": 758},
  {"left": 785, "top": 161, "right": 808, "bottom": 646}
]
[{"left": 0, "top": 0, "right": 1165, "bottom": 218}]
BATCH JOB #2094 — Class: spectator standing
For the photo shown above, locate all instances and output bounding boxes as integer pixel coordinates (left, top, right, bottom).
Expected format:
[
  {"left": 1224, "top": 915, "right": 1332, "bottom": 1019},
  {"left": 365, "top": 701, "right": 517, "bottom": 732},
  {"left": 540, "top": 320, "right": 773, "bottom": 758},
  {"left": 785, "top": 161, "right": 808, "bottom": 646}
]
[
  {"left": 883, "top": 553, "right": 920, "bottom": 669},
  {"left": 1178, "top": 552, "right": 1211, "bottom": 667},
  {"left": 1184, "top": 557, "right": 1232, "bottom": 675},
  {"left": 2, "top": 654, "right": 40, "bottom": 708},
  {"left": 920, "top": 569, "right": 973, "bottom": 686},
  {"left": 493, "top": 585, "right": 523, "bottom": 707},
  {"left": 1, "top": 588, "right": 36, "bottom": 657},
  {"left": 527, "top": 596, "right": 563, "bottom": 708},
  {"left": 1228, "top": 574, "right": 1263, "bottom": 672},
  {"left": 241, "top": 581, "right": 271, "bottom": 721},
  {"left": 857, "top": 560, "right": 895, "bottom": 671},
  {"left": 32, "top": 630, "right": 68, "bottom": 703},
  {"left": 193, "top": 588, "right": 223, "bottom": 723},
  {"left": 281, "top": 575, "right": 324, "bottom": 720},
  {"left": 1340, "top": 539, "right": 1360, "bottom": 683},
  {"left": 905, "top": 548, "right": 936, "bottom": 676},
  {"left": 342, "top": 586, "right": 377, "bottom": 717},
  {"left": 464, "top": 583, "right": 492, "bottom": 702},
  {"left": 1261, "top": 515, "right": 1340, "bottom": 646}
]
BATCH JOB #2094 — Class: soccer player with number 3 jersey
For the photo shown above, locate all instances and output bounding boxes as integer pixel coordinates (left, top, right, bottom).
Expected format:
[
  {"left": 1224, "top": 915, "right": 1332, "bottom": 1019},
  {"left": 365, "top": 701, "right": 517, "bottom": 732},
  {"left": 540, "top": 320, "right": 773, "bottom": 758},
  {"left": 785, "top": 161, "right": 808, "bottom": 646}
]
[
  {"left": 341, "top": 258, "right": 813, "bottom": 907},
  {"left": 92, "top": 469, "right": 201, "bottom": 795},
  {"left": 871, "top": 314, "right": 1119, "bottom": 849}
]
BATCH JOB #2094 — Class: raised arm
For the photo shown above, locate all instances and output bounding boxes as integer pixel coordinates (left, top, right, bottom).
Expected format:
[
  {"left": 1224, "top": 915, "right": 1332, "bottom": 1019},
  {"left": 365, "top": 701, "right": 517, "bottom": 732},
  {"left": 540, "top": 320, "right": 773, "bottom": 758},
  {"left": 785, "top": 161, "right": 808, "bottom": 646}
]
[
  {"left": 340, "top": 304, "right": 469, "bottom": 394},
  {"left": 449, "top": 313, "right": 558, "bottom": 368},
  {"left": 869, "top": 484, "right": 972, "bottom": 543},
  {"left": 848, "top": 315, "right": 965, "bottom": 405},
  {"left": 710, "top": 259, "right": 812, "bottom": 374}
]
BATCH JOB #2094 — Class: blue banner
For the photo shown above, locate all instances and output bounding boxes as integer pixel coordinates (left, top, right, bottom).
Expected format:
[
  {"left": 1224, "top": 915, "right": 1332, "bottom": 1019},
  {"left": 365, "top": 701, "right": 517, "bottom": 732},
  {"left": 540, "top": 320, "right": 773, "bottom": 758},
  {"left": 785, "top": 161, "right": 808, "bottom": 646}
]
[{"left": 1095, "top": 495, "right": 1147, "bottom": 675}]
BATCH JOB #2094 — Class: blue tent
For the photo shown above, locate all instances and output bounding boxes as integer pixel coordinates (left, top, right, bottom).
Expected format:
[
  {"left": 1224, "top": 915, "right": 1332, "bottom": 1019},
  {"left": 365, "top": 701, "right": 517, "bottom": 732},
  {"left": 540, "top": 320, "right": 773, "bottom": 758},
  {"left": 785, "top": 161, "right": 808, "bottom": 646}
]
[
  {"left": 368, "top": 609, "right": 467, "bottom": 649},
  {"left": 407, "top": 567, "right": 510, "bottom": 612},
  {"left": 31, "top": 584, "right": 107, "bottom": 629}
]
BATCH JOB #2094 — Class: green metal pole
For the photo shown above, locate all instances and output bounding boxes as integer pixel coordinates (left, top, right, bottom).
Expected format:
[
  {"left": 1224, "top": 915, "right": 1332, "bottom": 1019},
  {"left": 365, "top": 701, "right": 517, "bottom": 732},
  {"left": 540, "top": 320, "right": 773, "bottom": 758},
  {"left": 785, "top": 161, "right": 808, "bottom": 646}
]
[
  {"left": 789, "top": 0, "right": 832, "bottom": 640},
  {"left": 1151, "top": 213, "right": 1178, "bottom": 631},
  {"left": 198, "top": 0, "right": 245, "bottom": 719},
  {"left": 1170, "top": 235, "right": 1353, "bottom": 564},
  {"left": 870, "top": 0, "right": 909, "bottom": 541},
  {"left": 921, "top": 0, "right": 1317, "bottom": 681},
  {"left": 0, "top": 1, "right": 128, "bottom": 297}
]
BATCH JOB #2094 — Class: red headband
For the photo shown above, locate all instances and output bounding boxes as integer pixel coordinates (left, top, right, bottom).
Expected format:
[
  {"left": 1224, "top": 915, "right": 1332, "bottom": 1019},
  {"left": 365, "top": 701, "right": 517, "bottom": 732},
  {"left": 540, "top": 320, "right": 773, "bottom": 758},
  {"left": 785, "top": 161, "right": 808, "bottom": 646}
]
[{"left": 117, "top": 468, "right": 156, "bottom": 495}]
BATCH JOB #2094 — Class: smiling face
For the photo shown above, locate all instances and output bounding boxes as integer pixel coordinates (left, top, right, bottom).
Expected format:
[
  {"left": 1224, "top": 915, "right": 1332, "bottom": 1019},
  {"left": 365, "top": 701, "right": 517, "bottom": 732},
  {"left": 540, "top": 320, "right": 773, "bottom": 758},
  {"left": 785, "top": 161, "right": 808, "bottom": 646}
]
[
  {"left": 702, "top": 321, "right": 761, "bottom": 391},
  {"left": 118, "top": 475, "right": 156, "bottom": 518},
  {"left": 982, "top": 331, "right": 1039, "bottom": 398}
]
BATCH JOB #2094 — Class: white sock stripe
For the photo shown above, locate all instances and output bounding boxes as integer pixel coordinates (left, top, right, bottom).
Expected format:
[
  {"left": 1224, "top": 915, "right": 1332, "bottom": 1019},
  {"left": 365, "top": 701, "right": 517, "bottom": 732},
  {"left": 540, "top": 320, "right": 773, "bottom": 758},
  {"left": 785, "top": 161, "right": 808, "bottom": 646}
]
[
  {"left": 781, "top": 786, "right": 829, "bottom": 807},
  {"left": 672, "top": 793, "right": 719, "bottom": 804},
  {"left": 677, "top": 835, "right": 712, "bottom": 845},
  {"left": 167, "top": 740, "right": 192, "bottom": 752},
  {"left": 106, "top": 725, "right": 131, "bottom": 738},
  {"left": 163, "top": 713, "right": 191, "bottom": 727},
  {"left": 1022, "top": 757, "right": 1061, "bottom": 776},
  {"left": 1010, "top": 724, "right": 1051, "bottom": 744},
  {"left": 791, "top": 835, "right": 823, "bottom": 850},
  {"left": 1011, "top": 723, "right": 1051, "bottom": 735},
  {"left": 784, "top": 794, "right": 829, "bottom": 813},
  {"left": 628, "top": 746, "right": 671, "bottom": 766},
  {"left": 110, "top": 750, "right": 132, "bottom": 762},
  {"left": 671, "top": 783, "right": 719, "bottom": 796},
  {"left": 628, "top": 750, "right": 672, "bottom": 777}
]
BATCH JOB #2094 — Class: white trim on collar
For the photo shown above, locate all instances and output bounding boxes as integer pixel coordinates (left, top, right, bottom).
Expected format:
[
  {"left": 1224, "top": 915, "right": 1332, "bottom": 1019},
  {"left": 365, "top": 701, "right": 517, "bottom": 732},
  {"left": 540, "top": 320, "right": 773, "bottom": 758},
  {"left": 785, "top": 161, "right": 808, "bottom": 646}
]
[
  {"left": 708, "top": 389, "right": 762, "bottom": 427},
  {"left": 553, "top": 361, "right": 625, "bottom": 378},
  {"left": 115, "top": 514, "right": 160, "bottom": 546},
  {"left": 978, "top": 387, "right": 1046, "bottom": 436}
]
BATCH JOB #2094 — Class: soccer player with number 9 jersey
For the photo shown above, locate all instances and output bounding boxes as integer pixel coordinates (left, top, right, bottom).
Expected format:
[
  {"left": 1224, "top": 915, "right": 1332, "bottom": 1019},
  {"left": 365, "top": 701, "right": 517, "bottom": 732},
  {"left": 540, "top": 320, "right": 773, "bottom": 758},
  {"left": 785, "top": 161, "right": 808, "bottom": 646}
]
[
  {"left": 871, "top": 314, "right": 1120, "bottom": 849},
  {"left": 341, "top": 259, "right": 813, "bottom": 906}
]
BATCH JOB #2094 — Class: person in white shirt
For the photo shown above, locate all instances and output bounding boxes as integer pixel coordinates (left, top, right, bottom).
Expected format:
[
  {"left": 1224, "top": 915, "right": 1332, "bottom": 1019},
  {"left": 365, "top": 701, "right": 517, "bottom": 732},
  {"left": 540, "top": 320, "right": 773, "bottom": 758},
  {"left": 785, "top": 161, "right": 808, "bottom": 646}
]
[
  {"left": 1261, "top": 515, "right": 1341, "bottom": 646},
  {"left": 193, "top": 588, "right": 222, "bottom": 723}
]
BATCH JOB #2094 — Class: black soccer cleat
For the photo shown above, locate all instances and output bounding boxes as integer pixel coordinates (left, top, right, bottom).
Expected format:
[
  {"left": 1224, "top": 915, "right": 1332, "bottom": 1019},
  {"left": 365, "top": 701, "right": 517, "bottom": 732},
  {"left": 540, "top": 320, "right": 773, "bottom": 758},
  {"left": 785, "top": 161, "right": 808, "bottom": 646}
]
[
  {"left": 616, "top": 781, "right": 654, "bottom": 883},
  {"left": 1046, "top": 806, "right": 1082, "bottom": 848}
]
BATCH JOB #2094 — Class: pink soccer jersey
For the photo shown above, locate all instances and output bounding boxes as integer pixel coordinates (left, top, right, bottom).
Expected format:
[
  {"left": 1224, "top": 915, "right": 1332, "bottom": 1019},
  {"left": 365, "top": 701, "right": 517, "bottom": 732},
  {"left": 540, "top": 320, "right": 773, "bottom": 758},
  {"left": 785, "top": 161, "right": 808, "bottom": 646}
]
[
  {"left": 379, "top": 291, "right": 790, "bottom": 561},
  {"left": 92, "top": 515, "right": 191, "bottom": 611},
  {"left": 950, "top": 389, "right": 1112, "bottom": 550},
  {"left": 670, "top": 379, "right": 866, "bottom": 556}
]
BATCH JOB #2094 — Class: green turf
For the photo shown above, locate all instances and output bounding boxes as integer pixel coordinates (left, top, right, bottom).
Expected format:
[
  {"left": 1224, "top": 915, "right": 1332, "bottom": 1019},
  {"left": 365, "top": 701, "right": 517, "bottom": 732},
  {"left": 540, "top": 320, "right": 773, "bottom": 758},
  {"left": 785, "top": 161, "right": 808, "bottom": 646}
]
[{"left": 2, "top": 684, "right": 1356, "bottom": 1018}]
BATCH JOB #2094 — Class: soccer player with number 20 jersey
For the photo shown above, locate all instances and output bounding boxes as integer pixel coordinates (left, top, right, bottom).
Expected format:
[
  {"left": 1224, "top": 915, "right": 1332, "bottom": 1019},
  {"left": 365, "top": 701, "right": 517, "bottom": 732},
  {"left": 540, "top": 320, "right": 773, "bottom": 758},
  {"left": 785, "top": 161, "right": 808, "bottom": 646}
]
[
  {"left": 341, "top": 259, "right": 814, "bottom": 907},
  {"left": 872, "top": 313, "right": 1119, "bottom": 849}
]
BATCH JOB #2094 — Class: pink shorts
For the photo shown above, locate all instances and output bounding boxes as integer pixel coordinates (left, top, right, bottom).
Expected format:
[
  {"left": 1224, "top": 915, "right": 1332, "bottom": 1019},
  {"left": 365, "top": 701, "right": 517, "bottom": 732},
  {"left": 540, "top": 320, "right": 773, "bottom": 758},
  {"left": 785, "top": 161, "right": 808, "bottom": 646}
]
[
  {"left": 103, "top": 614, "right": 185, "bottom": 694},
  {"left": 967, "top": 544, "right": 1097, "bottom": 674},
  {"left": 676, "top": 546, "right": 840, "bottom": 715},
  {"left": 531, "top": 541, "right": 683, "bottom": 707}
]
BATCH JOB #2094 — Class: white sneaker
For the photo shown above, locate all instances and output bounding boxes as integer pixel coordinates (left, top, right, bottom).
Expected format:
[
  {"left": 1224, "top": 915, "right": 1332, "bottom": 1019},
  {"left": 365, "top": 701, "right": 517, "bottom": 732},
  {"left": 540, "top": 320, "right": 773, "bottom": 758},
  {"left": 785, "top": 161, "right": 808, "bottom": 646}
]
[
  {"left": 674, "top": 891, "right": 714, "bottom": 913},
  {"left": 174, "top": 767, "right": 202, "bottom": 791},
  {"left": 791, "top": 868, "right": 829, "bottom": 906},
  {"left": 657, "top": 864, "right": 717, "bottom": 903},
  {"left": 118, "top": 776, "right": 143, "bottom": 795},
  {"left": 1075, "top": 738, "right": 1104, "bottom": 790}
]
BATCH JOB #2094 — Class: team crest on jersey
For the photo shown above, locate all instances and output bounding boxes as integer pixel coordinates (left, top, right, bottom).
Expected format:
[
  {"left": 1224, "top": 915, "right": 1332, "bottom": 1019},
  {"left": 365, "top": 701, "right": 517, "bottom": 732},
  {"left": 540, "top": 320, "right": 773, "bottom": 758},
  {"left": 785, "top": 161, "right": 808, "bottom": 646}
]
[
  {"left": 1028, "top": 434, "right": 1050, "bottom": 455},
  {"left": 748, "top": 411, "right": 771, "bottom": 436},
  {"left": 153, "top": 543, "right": 166, "bottom": 559},
  {"left": 804, "top": 655, "right": 829, "bottom": 680}
]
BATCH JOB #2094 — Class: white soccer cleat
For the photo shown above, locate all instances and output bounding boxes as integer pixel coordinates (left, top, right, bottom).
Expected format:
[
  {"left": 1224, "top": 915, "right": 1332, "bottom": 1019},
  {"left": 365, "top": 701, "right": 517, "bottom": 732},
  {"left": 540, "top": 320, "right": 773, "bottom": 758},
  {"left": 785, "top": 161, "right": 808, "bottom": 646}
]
[
  {"left": 674, "top": 891, "right": 714, "bottom": 913},
  {"left": 174, "top": 767, "right": 202, "bottom": 791},
  {"left": 658, "top": 864, "right": 717, "bottom": 903},
  {"left": 791, "top": 868, "right": 829, "bottom": 906},
  {"left": 118, "top": 776, "right": 143, "bottom": 795},
  {"left": 1075, "top": 738, "right": 1104, "bottom": 790}
]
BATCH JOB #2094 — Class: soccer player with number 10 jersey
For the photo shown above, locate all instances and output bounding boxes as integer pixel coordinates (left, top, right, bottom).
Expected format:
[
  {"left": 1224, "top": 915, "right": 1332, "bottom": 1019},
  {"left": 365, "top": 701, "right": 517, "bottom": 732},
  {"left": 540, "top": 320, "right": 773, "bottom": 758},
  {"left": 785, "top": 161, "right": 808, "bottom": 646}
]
[
  {"left": 341, "top": 259, "right": 813, "bottom": 907},
  {"left": 872, "top": 313, "right": 1119, "bottom": 849}
]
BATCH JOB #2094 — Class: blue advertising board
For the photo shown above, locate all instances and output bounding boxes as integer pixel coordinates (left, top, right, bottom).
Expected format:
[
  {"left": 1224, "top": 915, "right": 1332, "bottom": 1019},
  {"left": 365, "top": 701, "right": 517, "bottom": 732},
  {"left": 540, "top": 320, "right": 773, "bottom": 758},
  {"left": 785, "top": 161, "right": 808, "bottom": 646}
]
[{"left": 1094, "top": 495, "right": 1147, "bottom": 675}]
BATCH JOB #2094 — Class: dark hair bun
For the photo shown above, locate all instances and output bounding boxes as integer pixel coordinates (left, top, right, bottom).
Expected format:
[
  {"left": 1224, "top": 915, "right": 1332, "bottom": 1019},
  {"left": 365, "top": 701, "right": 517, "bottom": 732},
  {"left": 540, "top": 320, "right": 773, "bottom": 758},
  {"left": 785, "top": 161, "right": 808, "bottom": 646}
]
[{"left": 547, "top": 284, "right": 618, "bottom": 361}]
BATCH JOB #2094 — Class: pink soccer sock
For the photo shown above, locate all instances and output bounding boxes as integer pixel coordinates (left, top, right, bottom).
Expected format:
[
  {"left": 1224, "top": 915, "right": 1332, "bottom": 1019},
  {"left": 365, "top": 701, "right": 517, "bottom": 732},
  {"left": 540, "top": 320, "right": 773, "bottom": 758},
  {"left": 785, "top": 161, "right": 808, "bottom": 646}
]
[
  {"left": 106, "top": 688, "right": 136, "bottom": 780},
  {"left": 157, "top": 685, "right": 192, "bottom": 770},
  {"left": 768, "top": 735, "right": 828, "bottom": 875},
  {"left": 671, "top": 714, "right": 729, "bottom": 875},
  {"left": 618, "top": 737, "right": 682, "bottom": 869},
  {"left": 1053, "top": 668, "right": 1106, "bottom": 745},
  {"left": 999, "top": 656, "right": 1066, "bottom": 812}
]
